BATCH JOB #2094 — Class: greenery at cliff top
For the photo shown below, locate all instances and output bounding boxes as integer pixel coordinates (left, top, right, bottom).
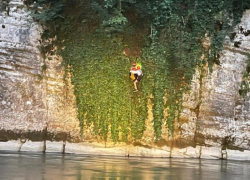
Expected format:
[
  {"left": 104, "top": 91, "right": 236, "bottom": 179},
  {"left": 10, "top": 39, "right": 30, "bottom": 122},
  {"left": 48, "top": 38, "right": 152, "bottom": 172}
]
[{"left": 24, "top": 0, "right": 250, "bottom": 142}]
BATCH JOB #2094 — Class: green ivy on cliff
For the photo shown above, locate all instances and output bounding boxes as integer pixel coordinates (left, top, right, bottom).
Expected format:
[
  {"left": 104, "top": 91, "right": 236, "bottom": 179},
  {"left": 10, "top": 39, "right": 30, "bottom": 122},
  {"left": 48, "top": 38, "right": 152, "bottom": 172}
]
[{"left": 26, "top": 0, "right": 250, "bottom": 142}]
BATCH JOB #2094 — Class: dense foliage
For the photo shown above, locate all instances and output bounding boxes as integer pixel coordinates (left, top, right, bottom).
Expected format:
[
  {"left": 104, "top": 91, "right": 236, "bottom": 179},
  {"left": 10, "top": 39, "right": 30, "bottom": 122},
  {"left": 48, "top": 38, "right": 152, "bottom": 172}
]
[{"left": 25, "top": 0, "right": 250, "bottom": 142}]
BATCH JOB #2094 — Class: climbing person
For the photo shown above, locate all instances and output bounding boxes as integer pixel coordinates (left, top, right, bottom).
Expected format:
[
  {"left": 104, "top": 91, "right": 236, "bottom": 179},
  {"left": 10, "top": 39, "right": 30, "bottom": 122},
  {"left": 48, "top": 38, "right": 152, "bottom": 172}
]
[
  {"left": 129, "top": 62, "right": 143, "bottom": 92},
  {"left": 129, "top": 62, "right": 137, "bottom": 80}
]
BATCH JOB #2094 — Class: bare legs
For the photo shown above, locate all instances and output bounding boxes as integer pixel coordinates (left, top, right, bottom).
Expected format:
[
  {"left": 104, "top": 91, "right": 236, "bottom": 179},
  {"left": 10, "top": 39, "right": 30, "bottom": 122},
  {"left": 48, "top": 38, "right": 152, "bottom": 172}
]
[{"left": 134, "top": 80, "right": 138, "bottom": 91}]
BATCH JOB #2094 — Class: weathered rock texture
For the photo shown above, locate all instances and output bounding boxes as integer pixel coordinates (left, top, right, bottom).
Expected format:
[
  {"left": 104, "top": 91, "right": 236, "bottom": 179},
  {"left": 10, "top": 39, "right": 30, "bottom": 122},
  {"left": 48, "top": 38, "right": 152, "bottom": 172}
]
[
  {"left": 0, "top": 0, "right": 250, "bottom": 160},
  {"left": 180, "top": 10, "right": 250, "bottom": 157},
  {"left": 191, "top": 13, "right": 250, "bottom": 150},
  {"left": 0, "top": 0, "right": 80, "bottom": 142}
]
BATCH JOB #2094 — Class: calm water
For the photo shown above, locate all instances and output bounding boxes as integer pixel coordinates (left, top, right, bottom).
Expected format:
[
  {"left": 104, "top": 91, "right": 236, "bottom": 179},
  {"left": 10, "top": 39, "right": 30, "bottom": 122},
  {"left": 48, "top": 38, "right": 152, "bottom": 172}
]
[{"left": 0, "top": 151, "right": 250, "bottom": 180}]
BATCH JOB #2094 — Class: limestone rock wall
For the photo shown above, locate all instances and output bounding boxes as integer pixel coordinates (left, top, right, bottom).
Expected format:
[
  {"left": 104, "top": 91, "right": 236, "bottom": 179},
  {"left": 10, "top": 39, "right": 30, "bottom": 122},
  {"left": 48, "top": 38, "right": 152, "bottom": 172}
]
[
  {"left": 0, "top": 0, "right": 80, "bottom": 141},
  {"left": 181, "top": 10, "right": 250, "bottom": 151}
]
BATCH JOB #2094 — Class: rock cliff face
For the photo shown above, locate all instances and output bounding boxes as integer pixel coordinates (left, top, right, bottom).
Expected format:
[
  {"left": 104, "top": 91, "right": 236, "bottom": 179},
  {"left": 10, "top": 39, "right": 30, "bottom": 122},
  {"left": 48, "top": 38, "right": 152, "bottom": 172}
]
[
  {"left": 179, "top": 11, "right": 250, "bottom": 159},
  {"left": 181, "top": 12, "right": 250, "bottom": 150},
  {"left": 0, "top": 0, "right": 250, "bottom": 160},
  {"left": 0, "top": 0, "right": 79, "bottom": 142}
]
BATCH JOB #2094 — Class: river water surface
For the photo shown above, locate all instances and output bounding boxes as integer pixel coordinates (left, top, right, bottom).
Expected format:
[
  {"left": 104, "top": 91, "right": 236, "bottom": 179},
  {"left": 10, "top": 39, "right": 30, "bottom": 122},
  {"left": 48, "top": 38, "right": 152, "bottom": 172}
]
[{"left": 0, "top": 151, "right": 250, "bottom": 180}]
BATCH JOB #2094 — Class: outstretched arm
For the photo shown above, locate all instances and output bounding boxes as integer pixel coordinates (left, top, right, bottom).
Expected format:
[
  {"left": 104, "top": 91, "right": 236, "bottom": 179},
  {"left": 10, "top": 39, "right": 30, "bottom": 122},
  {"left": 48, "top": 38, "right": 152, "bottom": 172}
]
[
  {"left": 130, "top": 70, "right": 142, "bottom": 76},
  {"left": 130, "top": 70, "right": 138, "bottom": 74}
]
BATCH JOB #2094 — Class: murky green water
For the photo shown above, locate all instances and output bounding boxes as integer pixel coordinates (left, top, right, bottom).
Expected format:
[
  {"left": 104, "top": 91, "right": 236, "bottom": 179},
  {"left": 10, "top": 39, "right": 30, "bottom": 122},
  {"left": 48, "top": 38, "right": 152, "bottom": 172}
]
[{"left": 0, "top": 151, "right": 249, "bottom": 180}]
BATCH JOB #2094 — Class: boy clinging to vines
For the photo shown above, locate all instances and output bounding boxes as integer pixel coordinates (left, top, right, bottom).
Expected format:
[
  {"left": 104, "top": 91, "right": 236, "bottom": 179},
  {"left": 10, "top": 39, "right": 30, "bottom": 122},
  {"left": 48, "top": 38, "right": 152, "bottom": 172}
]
[{"left": 129, "top": 62, "right": 143, "bottom": 92}]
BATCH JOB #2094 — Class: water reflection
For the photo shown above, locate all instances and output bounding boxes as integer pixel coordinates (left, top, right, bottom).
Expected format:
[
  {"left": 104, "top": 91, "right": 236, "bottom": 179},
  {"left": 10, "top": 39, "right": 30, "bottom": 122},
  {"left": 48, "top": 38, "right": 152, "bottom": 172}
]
[{"left": 0, "top": 151, "right": 249, "bottom": 180}]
